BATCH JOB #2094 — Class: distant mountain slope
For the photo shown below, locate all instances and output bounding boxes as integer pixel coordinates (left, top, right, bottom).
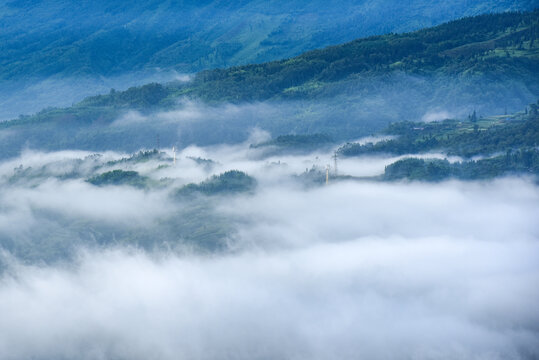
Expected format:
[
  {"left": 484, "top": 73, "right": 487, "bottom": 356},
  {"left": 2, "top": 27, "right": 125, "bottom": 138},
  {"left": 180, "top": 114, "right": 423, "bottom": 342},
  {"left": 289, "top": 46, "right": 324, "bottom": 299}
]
[
  {"left": 185, "top": 10, "right": 539, "bottom": 101},
  {"left": 0, "top": 11, "right": 538, "bottom": 159},
  {"left": 1, "top": 0, "right": 536, "bottom": 120},
  {"left": 78, "top": 10, "right": 538, "bottom": 111},
  {"left": 1, "top": 0, "right": 536, "bottom": 80}
]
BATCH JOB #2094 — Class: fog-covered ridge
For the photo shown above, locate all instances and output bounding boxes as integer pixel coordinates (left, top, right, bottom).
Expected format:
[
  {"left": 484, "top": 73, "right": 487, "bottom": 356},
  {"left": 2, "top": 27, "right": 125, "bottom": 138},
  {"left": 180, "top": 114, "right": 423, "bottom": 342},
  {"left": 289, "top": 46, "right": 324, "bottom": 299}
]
[{"left": 0, "top": 141, "right": 538, "bottom": 359}]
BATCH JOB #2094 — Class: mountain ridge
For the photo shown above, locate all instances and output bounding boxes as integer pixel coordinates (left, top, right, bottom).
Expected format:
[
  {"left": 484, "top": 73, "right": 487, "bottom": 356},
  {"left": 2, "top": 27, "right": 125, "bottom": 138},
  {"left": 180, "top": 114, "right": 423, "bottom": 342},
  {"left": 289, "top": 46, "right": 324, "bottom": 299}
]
[
  {"left": 1, "top": 0, "right": 536, "bottom": 80},
  {"left": 0, "top": 10, "right": 537, "bottom": 159},
  {"left": 1, "top": 1, "right": 536, "bottom": 120}
]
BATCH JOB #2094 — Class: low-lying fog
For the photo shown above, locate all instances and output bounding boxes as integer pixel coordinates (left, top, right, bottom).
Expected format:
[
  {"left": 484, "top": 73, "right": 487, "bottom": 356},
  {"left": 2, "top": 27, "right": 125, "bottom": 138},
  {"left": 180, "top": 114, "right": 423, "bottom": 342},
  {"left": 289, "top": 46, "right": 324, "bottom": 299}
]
[
  {"left": 1, "top": 73, "right": 535, "bottom": 162},
  {"left": 0, "top": 140, "right": 538, "bottom": 359},
  {"left": 0, "top": 70, "right": 190, "bottom": 122}
]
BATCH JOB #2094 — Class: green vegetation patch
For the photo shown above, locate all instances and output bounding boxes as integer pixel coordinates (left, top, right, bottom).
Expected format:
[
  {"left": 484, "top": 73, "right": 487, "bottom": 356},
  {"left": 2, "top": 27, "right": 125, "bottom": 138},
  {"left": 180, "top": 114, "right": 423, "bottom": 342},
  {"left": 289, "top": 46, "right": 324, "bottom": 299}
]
[
  {"left": 187, "top": 11, "right": 539, "bottom": 102},
  {"left": 251, "top": 133, "right": 333, "bottom": 149},
  {"left": 106, "top": 149, "right": 169, "bottom": 166},
  {"left": 79, "top": 83, "right": 172, "bottom": 109},
  {"left": 176, "top": 170, "right": 256, "bottom": 197},
  {"left": 384, "top": 148, "right": 539, "bottom": 181},
  {"left": 87, "top": 169, "right": 150, "bottom": 188},
  {"left": 339, "top": 104, "right": 539, "bottom": 158}
]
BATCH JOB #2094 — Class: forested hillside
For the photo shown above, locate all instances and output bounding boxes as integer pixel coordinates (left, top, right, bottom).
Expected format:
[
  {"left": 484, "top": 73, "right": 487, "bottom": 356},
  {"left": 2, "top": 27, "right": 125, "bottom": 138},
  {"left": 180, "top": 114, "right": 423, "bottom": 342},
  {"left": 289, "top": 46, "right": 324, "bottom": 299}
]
[
  {"left": 0, "top": 11, "right": 537, "bottom": 159},
  {"left": 345, "top": 102, "right": 539, "bottom": 181},
  {"left": 1, "top": 0, "right": 536, "bottom": 120},
  {"left": 188, "top": 10, "right": 539, "bottom": 101},
  {"left": 1, "top": 0, "right": 534, "bottom": 80},
  {"left": 74, "top": 10, "right": 539, "bottom": 107},
  {"left": 338, "top": 104, "right": 539, "bottom": 158}
]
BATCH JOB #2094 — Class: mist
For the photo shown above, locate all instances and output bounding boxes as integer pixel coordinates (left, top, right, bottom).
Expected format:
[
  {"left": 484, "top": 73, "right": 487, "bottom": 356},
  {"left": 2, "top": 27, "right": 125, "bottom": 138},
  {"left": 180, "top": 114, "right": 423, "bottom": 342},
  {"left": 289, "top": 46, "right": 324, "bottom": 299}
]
[
  {"left": 1, "top": 233, "right": 538, "bottom": 360},
  {"left": 1, "top": 71, "right": 536, "bottom": 161},
  {"left": 0, "top": 136, "right": 538, "bottom": 359},
  {"left": 1, "top": 3, "right": 538, "bottom": 358},
  {"left": 0, "top": 70, "right": 190, "bottom": 122}
]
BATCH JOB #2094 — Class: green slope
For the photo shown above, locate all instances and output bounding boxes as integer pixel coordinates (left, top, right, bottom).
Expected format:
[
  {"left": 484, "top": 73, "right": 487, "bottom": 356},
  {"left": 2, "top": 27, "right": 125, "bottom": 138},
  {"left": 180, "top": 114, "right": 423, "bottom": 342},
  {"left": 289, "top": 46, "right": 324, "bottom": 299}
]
[
  {"left": 1, "top": 0, "right": 536, "bottom": 120},
  {"left": 187, "top": 11, "right": 539, "bottom": 101},
  {"left": 66, "top": 10, "right": 539, "bottom": 107},
  {"left": 1, "top": 0, "right": 535, "bottom": 80},
  {"left": 339, "top": 102, "right": 539, "bottom": 158},
  {"left": 0, "top": 11, "right": 538, "bottom": 158}
]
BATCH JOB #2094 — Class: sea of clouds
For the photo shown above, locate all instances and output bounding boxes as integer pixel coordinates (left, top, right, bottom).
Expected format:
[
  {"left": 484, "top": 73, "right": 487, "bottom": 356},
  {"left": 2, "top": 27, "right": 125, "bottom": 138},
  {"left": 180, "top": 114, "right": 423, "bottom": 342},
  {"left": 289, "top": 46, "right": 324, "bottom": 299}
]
[{"left": 0, "top": 140, "right": 537, "bottom": 359}]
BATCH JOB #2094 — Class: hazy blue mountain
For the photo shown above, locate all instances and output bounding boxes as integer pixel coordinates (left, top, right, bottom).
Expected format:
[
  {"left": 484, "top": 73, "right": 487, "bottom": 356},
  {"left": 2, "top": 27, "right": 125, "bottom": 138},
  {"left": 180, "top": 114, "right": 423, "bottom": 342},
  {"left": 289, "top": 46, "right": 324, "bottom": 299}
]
[
  {"left": 1, "top": 10, "right": 537, "bottom": 160},
  {"left": 2, "top": 0, "right": 536, "bottom": 79},
  {"left": 0, "top": 0, "right": 536, "bottom": 120}
]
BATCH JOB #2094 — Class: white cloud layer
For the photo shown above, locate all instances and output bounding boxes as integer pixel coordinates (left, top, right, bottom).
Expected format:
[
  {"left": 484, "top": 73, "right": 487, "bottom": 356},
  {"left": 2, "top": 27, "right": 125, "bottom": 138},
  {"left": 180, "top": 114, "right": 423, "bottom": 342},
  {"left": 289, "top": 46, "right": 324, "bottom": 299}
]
[
  {"left": 421, "top": 110, "right": 454, "bottom": 122},
  {"left": 0, "top": 167, "right": 537, "bottom": 359},
  {"left": 0, "top": 234, "right": 537, "bottom": 360}
]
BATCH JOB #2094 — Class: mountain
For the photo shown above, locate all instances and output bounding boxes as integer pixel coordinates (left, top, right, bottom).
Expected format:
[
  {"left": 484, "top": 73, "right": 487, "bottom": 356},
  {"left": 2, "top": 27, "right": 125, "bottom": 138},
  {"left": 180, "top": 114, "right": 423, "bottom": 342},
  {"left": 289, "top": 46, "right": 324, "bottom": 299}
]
[
  {"left": 0, "top": 0, "right": 536, "bottom": 120},
  {"left": 2, "top": 0, "right": 535, "bottom": 79},
  {"left": 186, "top": 11, "right": 539, "bottom": 101},
  {"left": 0, "top": 10, "right": 538, "bottom": 159}
]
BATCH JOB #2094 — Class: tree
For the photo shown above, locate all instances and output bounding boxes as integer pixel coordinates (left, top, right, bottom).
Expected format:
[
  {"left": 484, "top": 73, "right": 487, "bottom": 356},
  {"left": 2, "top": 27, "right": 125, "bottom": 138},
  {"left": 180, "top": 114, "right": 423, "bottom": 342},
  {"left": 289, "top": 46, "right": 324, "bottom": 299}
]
[
  {"left": 470, "top": 110, "right": 477, "bottom": 122},
  {"left": 530, "top": 103, "right": 538, "bottom": 117}
]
